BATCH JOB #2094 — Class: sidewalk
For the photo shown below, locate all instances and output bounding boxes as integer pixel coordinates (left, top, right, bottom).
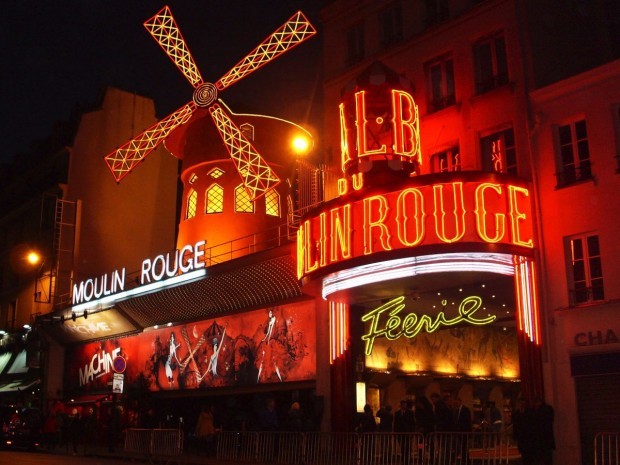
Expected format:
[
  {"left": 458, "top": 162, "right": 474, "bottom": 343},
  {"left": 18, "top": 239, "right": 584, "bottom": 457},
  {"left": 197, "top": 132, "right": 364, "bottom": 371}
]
[{"left": 41, "top": 443, "right": 240, "bottom": 465}]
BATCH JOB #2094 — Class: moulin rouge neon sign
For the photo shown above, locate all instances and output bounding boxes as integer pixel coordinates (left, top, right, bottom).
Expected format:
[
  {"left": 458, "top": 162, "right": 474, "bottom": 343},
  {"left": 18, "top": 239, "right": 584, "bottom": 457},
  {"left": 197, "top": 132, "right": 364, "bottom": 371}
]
[
  {"left": 297, "top": 82, "right": 534, "bottom": 281},
  {"left": 297, "top": 180, "right": 533, "bottom": 279},
  {"left": 361, "top": 295, "right": 496, "bottom": 355},
  {"left": 340, "top": 90, "right": 421, "bottom": 173}
]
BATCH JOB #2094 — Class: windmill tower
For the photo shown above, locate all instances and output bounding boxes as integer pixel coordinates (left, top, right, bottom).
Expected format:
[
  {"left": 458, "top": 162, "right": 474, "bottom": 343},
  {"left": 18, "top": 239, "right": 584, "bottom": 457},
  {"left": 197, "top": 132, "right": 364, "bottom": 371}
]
[{"left": 103, "top": 6, "right": 316, "bottom": 257}]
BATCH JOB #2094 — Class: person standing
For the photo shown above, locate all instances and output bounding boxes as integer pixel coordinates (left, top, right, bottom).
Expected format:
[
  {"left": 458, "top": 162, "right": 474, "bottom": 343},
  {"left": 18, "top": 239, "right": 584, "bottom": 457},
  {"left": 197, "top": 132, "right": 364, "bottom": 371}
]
[
  {"left": 195, "top": 404, "right": 217, "bottom": 456},
  {"left": 454, "top": 397, "right": 472, "bottom": 432},
  {"left": 376, "top": 404, "right": 394, "bottom": 433},
  {"left": 454, "top": 397, "right": 472, "bottom": 460},
  {"left": 533, "top": 397, "right": 555, "bottom": 465},
  {"left": 393, "top": 400, "right": 415, "bottom": 465},
  {"left": 431, "top": 393, "right": 454, "bottom": 432},
  {"left": 286, "top": 402, "right": 304, "bottom": 432},
  {"left": 512, "top": 398, "right": 537, "bottom": 465}
]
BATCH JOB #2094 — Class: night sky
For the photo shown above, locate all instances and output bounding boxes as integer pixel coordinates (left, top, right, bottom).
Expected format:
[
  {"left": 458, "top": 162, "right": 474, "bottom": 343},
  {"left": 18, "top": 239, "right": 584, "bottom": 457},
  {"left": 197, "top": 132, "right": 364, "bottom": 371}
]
[{"left": 1, "top": 1, "right": 324, "bottom": 163}]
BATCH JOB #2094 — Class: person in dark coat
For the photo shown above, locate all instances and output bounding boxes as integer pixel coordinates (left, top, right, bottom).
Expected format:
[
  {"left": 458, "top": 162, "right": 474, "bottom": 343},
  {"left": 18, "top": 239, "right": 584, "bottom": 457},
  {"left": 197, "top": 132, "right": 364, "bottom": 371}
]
[
  {"left": 376, "top": 405, "right": 394, "bottom": 432},
  {"left": 431, "top": 393, "right": 454, "bottom": 432},
  {"left": 454, "top": 397, "right": 472, "bottom": 460},
  {"left": 357, "top": 404, "right": 376, "bottom": 433},
  {"left": 415, "top": 397, "right": 435, "bottom": 436},
  {"left": 533, "top": 397, "right": 555, "bottom": 465},
  {"left": 454, "top": 397, "right": 472, "bottom": 432},
  {"left": 512, "top": 398, "right": 537, "bottom": 465},
  {"left": 393, "top": 400, "right": 415, "bottom": 465}
]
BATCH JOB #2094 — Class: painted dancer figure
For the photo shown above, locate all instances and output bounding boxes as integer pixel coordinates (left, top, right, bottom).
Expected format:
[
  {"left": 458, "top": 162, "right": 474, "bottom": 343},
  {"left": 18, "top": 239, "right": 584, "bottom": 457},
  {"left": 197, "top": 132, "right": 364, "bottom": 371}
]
[
  {"left": 262, "top": 310, "right": 277, "bottom": 343},
  {"left": 165, "top": 332, "right": 181, "bottom": 388},
  {"left": 207, "top": 337, "right": 223, "bottom": 377}
]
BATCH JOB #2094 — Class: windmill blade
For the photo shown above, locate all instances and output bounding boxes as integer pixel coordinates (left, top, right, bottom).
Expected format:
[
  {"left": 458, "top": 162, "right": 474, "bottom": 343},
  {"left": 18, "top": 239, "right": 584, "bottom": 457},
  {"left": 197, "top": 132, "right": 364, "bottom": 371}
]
[
  {"left": 144, "top": 6, "right": 203, "bottom": 88},
  {"left": 210, "top": 104, "right": 280, "bottom": 201},
  {"left": 104, "top": 103, "right": 196, "bottom": 182},
  {"left": 216, "top": 11, "right": 316, "bottom": 90}
]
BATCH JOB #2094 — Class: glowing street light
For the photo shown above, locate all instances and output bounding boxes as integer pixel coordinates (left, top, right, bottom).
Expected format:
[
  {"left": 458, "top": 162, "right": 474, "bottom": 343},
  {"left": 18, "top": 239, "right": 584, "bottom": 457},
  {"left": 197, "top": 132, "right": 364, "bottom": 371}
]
[
  {"left": 291, "top": 135, "right": 311, "bottom": 155},
  {"left": 26, "top": 251, "right": 42, "bottom": 266}
]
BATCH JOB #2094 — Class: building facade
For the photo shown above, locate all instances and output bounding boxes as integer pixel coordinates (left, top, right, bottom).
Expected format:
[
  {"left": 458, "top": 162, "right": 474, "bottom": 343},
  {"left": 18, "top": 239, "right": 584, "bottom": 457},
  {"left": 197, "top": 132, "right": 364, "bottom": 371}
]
[{"left": 1, "top": 2, "right": 619, "bottom": 465}]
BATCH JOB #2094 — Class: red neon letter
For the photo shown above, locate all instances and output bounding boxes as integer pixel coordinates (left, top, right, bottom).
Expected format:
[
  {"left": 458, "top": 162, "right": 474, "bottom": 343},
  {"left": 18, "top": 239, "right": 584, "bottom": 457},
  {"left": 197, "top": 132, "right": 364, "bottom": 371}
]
[
  {"left": 339, "top": 102, "right": 351, "bottom": 172},
  {"left": 330, "top": 204, "right": 352, "bottom": 263},
  {"left": 433, "top": 182, "right": 466, "bottom": 243},
  {"left": 363, "top": 195, "right": 392, "bottom": 255},
  {"left": 302, "top": 219, "right": 319, "bottom": 273},
  {"left": 396, "top": 188, "right": 426, "bottom": 247},
  {"left": 508, "top": 185, "right": 533, "bottom": 248},
  {"left": 392, "top": 90, "right": 420, "bottom": 162},
  {"left": 356, "top": 91, "right": 387, "bottom": 157},
  {"left": 474, "top": 183, "right": 506, "bottom": 243}
]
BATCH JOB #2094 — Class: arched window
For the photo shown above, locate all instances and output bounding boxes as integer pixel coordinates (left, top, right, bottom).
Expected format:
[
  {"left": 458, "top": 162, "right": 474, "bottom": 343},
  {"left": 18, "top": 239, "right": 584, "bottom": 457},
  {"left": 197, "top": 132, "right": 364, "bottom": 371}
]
[
  {"left": 235, "top": 185, "right": 254, "bottom": 213},
  {"left": 186, "top": 189, "right": 197, "bottom": 219},
  {"left": 206, "top": 184, "right": 224, "bottom": 213},
  {"left": 265, "top": 189, "right": 280, "bottom": 217}
]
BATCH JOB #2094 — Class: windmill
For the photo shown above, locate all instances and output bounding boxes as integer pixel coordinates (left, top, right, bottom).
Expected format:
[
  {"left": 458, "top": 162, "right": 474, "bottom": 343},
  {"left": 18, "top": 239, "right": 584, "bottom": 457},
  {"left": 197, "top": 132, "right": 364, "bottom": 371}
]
[{"left": 103, "top": 6, "right": 316, "bottom": 201}]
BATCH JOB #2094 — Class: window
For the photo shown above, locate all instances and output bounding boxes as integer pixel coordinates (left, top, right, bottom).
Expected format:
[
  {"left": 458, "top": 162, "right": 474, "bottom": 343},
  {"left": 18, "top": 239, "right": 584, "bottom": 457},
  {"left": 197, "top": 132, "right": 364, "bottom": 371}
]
[
  {"left": 240, "top": 124, "right": 254, "bottom": 141},
  {"left": 346, "top": 23, "right": 364, "bottom": 66},
  {"left": 473, "top": 33, "right": 508, "bottom": 94},
  {"left": 206, "top": 184, "right": 224, "bottom": 214},
  {"left": 380, "top": 3, "right": 403, "bottom": 47},
  {"left": 265, "top": 189, "right": 280, "bottom": 217},
  {"left": 186, "top": 189, "right": 197, "bottom": 219},
  {"left": 567, "top": 234, "right": 604, "bottom": 305},
  {"left": 430, "top": 145, "right": 461, "bottom": 173},
  {"left": 425, "top": 0, "right": 449, "bottom": 27},
  {"left": 208, "top": 167, "right": 224, "bottom": 179},
  {"left": 188, "top": 173, "right": 198, "bottom": 184},
  {"left": 426, "top": 55, "right": 455, "bottom": 112},
  {"left": 556, "top": 119, "right": 592, "bottom": 186},
  {"left": 235, "top": 185, "right": 254, "bottom": 213},
  {"left": 480, "top": 128, "right": 517, "bottom": 175}
]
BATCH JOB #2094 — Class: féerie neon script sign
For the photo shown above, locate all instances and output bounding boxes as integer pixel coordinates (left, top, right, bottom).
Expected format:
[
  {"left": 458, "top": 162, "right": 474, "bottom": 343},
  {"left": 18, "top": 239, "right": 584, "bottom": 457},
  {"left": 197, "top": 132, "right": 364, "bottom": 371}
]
[{"left": 361, "top": 295, "right": 496, "bottom": 355}]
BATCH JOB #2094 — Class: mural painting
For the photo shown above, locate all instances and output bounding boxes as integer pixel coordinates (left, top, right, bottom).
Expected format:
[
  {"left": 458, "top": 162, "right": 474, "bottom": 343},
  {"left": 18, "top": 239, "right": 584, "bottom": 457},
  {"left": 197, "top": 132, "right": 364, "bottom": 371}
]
[{"left": 65, "top": 300, "right": 316, "bottom": 394}]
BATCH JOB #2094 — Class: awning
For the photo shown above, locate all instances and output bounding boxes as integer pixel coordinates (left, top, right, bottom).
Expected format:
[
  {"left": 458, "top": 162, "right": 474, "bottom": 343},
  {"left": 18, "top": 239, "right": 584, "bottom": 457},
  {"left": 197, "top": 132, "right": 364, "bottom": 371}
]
[
  {"left": 0, "top": 379, "right": 40, "bottom": 393},
  {"left": 66, "top": 394, "right": 109, "bottom": 404},
  {"left": 7, "top": 350, "right": 28, "bottom": 374},
  {"left": 0, "top": 352, "right": 11, "bottom": 375}
]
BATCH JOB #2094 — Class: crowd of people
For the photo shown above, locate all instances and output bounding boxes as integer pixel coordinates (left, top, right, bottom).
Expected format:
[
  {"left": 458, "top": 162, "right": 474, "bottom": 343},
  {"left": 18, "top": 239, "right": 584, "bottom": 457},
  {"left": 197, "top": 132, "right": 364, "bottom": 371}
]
[{"left": 356, "top": 393, "right": 555, "bottom": 465}]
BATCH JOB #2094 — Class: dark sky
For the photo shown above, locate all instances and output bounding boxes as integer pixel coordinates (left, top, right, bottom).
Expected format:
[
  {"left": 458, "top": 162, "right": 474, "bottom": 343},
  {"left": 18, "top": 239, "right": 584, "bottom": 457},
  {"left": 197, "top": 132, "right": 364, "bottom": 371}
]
[{"left": 1, "top": 1, "right": 324, "bottom": 163}]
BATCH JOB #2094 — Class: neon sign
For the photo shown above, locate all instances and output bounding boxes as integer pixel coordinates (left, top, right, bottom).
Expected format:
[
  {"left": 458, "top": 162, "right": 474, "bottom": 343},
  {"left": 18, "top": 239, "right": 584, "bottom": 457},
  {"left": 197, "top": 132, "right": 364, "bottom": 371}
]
[
  {"left": 340, "top": 89, "right": 421, "bottom": 174},
  {"left": 297, "top": 178, "right": 534, "bottom": 280},
  {"left": 73, "top": 240, "right": 206, "bottom": 305},
  {"left": 361, "top": 295, "right": 496, "bottom": 355}
]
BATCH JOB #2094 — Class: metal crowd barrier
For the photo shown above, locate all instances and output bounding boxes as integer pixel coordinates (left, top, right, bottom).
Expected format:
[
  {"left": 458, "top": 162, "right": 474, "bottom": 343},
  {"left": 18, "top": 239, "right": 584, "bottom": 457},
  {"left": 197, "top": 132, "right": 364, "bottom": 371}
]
[
  {"left": 595, "top": 433, "right": 620, "bottom": 465},
  {"left": 215, "top": 431, "right": 519, "bottom": 465},
  {"left": 125, "top": 428, "right": 184, "bottom": 463}
]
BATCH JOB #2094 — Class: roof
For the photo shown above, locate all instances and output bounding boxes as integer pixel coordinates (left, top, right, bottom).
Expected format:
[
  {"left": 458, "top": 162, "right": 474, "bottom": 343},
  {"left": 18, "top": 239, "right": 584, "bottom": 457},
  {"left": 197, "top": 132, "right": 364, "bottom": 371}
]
[{"left": 41, "top": 244, "right": 305, "bottom": 344}]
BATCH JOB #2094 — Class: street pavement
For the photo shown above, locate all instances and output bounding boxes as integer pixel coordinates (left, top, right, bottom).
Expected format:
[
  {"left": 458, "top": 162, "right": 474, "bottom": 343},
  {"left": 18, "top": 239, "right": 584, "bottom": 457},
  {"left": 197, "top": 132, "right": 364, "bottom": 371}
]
[
  {"left": 0, "top": 448, "right": 228, "bottom": 465},
  {"left": 0, "top": 450, "right": 136, "bottom": 465}
]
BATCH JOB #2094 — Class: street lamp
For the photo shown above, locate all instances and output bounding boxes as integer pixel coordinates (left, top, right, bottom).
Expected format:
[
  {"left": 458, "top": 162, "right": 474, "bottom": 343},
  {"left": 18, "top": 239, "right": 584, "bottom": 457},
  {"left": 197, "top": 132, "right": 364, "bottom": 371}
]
[
  {"left": 291, "top": 135, "right": 311, "bottom": 156},
  {"left": 26, "top": 251, "right": 42, "bottom": 266},
  {"left": 25, "top": 249, "right": 51, "bottom": 304}
]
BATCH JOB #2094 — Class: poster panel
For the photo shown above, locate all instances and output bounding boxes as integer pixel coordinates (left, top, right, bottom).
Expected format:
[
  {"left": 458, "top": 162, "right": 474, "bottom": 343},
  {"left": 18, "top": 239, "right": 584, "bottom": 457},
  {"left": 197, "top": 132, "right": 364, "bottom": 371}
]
[{"left": 65, "top": 300, "right": 316, "bottom": 393}]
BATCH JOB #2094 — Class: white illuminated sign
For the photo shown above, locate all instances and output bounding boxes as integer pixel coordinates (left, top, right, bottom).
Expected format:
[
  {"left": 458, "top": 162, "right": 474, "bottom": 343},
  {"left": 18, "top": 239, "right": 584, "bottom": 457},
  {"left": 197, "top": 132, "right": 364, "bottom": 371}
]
[{"left": 71, "top": 240, "right": 207, "bottom": 309}]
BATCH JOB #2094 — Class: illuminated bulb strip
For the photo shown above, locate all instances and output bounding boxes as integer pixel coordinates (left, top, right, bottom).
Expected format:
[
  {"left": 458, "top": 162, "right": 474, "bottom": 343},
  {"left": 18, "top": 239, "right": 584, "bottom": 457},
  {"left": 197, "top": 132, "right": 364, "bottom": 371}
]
[
  {"left": 329, "top": 301, "right": 349, "bottom": 363},
  {"left": 71, "top": 268, "right": 207, "bottom": 313},
  {"left": 322, "top": 253, "right": 514, "bottom": 300},
  {"left": 104, "top": 104, "right": 195, "bottom": 182},
  {"left": 210, "top": 104, "right": 280, "bottom": 201},
  {"left": 514, "top": 257, "right": 541, "bottom": 345},
  {"left": 216, "top": 11, "right": 317, "bottom": 90},
  {"left": 144, "top": 6, "right": 203, "bottom": 87}
]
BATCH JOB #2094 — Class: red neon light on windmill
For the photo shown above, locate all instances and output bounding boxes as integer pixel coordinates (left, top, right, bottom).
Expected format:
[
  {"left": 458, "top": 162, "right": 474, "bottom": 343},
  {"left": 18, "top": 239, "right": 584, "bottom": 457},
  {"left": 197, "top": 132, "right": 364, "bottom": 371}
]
[{"left": 103, "top": 6, "right": 316, "bottom": 200}]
